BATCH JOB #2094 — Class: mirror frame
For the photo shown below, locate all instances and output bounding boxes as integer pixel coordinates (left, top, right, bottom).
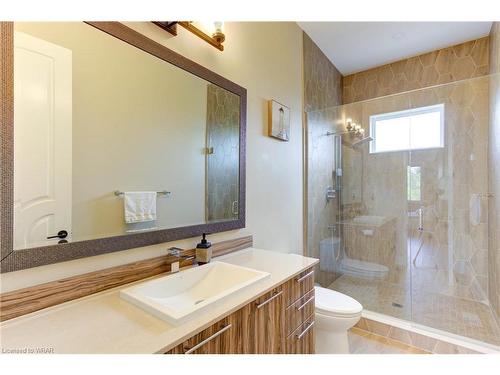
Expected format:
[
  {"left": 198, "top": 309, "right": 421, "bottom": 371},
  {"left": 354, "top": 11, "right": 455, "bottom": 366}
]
[{"left": 0, "top": 22, "right": 247, "bottom": 272}]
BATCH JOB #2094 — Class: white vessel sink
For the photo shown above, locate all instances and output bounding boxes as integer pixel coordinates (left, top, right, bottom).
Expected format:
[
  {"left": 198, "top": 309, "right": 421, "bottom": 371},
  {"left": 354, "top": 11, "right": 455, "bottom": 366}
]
[{"left": 120, "top": 261, "right": 270, "bottom": 325}]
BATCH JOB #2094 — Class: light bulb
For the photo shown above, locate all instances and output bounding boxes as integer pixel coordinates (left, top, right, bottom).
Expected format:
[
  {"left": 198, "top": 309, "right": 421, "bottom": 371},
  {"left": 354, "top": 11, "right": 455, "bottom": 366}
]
[
  {"left": 346, "top": 119, "right": 353, "bottom": 131},
  {"left": 214, "top": 21, "right": 224, "bottom": 33},
  {"left": 212, "top": 21, "right": 225, "bottom": 43}
]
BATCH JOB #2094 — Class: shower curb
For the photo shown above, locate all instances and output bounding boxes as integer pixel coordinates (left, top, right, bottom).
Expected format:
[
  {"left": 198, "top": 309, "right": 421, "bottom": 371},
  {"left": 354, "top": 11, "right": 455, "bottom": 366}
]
[{"left": 355, "top": 315, "right": 488, "bottom": 354}]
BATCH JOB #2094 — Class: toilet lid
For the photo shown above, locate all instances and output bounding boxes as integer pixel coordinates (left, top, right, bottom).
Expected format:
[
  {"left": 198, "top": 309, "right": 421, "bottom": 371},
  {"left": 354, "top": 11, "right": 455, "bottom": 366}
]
[{"left": 314, "top": 286, "right": 363, "bottom": 317}]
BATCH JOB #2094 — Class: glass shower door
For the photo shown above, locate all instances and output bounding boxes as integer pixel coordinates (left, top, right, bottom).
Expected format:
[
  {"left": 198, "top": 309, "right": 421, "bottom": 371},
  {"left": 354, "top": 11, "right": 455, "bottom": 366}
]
[
  {"left": 408, "top": 77, "right": 500, "bottom": 346},
  {"left": 307, "top": 75, "right": 500, "bottom": 347}
]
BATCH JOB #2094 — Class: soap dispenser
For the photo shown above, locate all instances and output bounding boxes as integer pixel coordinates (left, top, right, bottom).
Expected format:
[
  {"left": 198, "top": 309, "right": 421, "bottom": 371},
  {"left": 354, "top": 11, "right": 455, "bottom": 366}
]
[{"left": 195, "top": 233, "right": 212, "bottom": 265}]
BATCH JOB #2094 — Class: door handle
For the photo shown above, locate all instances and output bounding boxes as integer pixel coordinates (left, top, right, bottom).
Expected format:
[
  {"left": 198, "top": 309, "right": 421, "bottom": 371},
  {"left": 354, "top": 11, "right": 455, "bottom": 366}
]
[{"left": 47, "top": 230, "right": 68, "bottom": 239}]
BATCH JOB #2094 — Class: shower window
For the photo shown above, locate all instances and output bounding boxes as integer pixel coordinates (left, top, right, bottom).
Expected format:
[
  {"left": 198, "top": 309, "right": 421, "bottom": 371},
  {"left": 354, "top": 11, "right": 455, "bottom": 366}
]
[
  {"left": 369, "top": 104, "right": 444, "bottom": 153},
  {"left": 407, "top": 166, "right": 421, "bottom": 202}
]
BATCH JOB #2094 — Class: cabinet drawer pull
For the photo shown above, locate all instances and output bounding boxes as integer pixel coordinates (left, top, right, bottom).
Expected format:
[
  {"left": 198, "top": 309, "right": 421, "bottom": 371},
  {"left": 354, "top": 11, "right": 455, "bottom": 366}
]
[
  {"left": 295, "top": 321, "right": 315, "bottom": 340},
  {"left": 295, "top": 270, "right": 314, "bottom": 283},
  {"left": 296, "top": 295, "right": 315, "bottom": 311},
  {"left": 256, "top": 290, "right": 283, "bottom": 309},
  {"left": 184, "top": 324, "right": 232, "bottom": 354}
]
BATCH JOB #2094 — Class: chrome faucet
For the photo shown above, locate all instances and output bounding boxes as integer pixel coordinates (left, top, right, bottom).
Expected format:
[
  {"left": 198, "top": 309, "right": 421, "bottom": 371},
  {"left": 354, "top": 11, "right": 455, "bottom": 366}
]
[
  {"left": 167, "top": 247, "right": 195, "bottom": 273},
  {"left": 167, "top": 247, "right": 195, "bottom": 260}
]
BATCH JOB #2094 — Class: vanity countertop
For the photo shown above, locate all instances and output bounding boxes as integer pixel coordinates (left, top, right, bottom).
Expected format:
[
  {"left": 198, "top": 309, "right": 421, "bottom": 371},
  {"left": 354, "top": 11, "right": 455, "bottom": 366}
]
[{"left": 0, "top": 248, "right": 318, "bottom": 354}]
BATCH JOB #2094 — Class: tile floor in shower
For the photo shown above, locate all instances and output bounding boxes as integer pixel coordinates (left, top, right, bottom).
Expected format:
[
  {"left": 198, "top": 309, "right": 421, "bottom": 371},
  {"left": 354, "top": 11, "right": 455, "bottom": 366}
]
[
  {"left": 329, "top": 274, "right": 500, "bottom": 346},
  {"left": 329, "top": 232, "right": 500, "bottom": 346},
  {"left": 327, "top": 232, "right": 500, "bottom": 347}
]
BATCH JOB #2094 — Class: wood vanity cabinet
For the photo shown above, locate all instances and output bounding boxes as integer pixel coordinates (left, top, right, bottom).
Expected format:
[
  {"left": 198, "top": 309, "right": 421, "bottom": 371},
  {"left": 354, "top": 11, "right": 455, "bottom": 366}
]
[
  {"left": 166, "top": 312, "right": 242, "bottom": 354},
  {"left": 241, "top": 285, "right": 286, "bottom": 353},
  {"left": 165, "top": 266, "right": 315, "bottom": 354},
  {"left": 283, "top": 268, "right": 315, "bottom": 354}
]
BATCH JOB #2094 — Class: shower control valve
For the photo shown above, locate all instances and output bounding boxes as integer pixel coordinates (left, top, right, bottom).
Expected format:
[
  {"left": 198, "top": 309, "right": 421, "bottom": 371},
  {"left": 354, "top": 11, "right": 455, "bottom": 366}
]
[{"left": 326, "top": 186, "right": 336, "bottom": 202}]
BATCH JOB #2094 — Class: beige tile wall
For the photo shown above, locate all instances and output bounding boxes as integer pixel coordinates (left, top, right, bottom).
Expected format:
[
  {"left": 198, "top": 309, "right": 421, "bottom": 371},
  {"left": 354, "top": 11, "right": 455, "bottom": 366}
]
[
  {"left": 343, "top": 37, "right": 489, "bottom": 104},
  {"left": 488, "top": 22, "right": 500, "bottom": 322},
  {"left": 205, "top": 84, "right": 240, "bottom": 222},
  {"left": 304, "top": 33, "right": 492, "bottom": 298},
  {"left": 303, "top": 33, "right": 343, "bottom": 112},
  {"left": 303, "top": 33, "right": 343, "bottom": 286},
  {"left": 339, "top": 77, "right": 491, "bottom": 304}
]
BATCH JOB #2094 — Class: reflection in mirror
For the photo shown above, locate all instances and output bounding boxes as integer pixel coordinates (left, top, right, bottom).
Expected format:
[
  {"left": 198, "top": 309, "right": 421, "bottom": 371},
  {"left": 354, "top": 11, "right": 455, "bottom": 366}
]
[{"left": 13, "top": 22, "right": 240, "bottom": 250}]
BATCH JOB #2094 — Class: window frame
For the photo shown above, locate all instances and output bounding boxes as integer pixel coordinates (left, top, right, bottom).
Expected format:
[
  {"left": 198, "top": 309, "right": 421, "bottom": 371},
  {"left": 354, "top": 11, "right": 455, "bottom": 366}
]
[{"left": 369, "top": 103, "right": 445, "bottom": 154}]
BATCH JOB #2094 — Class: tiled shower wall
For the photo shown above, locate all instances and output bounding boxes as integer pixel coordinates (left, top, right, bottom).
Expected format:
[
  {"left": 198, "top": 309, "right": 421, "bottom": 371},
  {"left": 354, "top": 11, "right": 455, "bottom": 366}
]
[
  {"left": 205, "top": 84, "right": 240, "bottom": 222},
  {"left": 303, "top": 33, "right": 343, "bottom": 286},
  {"left": 303, "top": 33, "right": 343, "bottom": 112},
  {"left": 304, "top": 34, "right": 492, "bottom": 295},
  {"left": 343, "top": 37, "right": 489, "bottom": 104},
  {"left": 332, "top": 37, "right": 491, "bottom": 304},
  {"left": 488, "top": 22, "right": 500, "bottom": 322},
  {"left": 304, "top": 27, "right": 498, "bottom": 343},
  {"left": 338, "top": 77, "right": 490, "bottom": 304}
]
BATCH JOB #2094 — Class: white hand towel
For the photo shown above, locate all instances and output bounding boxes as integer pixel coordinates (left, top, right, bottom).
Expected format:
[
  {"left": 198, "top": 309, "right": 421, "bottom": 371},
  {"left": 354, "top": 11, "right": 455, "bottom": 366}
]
[{"left": 124, "top": 191, "right": 157, "bottom": 224}]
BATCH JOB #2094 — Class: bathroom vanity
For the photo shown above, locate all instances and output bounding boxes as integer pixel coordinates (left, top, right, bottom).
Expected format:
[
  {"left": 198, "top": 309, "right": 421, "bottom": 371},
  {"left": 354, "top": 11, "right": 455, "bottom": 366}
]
[
  {"left": 0, "top": 249, "right": 318, "bottom": 354},
  {"left": 165, "top": 261, "right": 315, "bottom": 354},
  {"left": 0, "top": 22, "right": 318, "bottom": 354}
]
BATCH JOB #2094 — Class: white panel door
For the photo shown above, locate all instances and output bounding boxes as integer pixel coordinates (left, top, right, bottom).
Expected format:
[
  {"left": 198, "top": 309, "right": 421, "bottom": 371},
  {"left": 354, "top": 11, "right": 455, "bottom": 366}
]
[{"left": 13, "top": 31, "right": 72, "bottom": 249}]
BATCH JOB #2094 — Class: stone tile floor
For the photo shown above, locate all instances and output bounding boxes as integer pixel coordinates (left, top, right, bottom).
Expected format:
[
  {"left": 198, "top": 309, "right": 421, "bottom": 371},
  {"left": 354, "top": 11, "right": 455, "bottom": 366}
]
[
  {"left": 331, "top": 275, "right": 500, "bottom": 346},
  {"left": 348, "top": 327, "right": 429, "bottom": 354}
]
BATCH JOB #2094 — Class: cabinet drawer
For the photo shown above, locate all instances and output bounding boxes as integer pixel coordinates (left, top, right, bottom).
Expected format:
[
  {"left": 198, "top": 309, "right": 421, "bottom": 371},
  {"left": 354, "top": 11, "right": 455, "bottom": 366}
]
[
  {"left": 166, "top": 317, "right": 234, "bottom": 354},
  {"left": 285, "top": 314, "right": 315, "bottom": 354},
  {"left": 285, "top": 289, "right": 315, "bottom": 336},
  {"left": 242, "top": 286, "right": 285, "bottom": 354},
  {"left": 283, "top": 267, "right": 315, "bottom": 307}
]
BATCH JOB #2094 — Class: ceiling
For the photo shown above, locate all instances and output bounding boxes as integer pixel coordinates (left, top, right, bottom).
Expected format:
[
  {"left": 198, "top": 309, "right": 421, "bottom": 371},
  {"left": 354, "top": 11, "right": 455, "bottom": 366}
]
[{"left": 298, "top": 22, "right": 492, "bottom": 75}]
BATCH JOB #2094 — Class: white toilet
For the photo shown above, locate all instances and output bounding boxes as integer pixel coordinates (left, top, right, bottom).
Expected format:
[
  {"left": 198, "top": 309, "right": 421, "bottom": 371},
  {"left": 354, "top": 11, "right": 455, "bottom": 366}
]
[{"left": 314, "top": 286, "right": 363, "bottom": 354}]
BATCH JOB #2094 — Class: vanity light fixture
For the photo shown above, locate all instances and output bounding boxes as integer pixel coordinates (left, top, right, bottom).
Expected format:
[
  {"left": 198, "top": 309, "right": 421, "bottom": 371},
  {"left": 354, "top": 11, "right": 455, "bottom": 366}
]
[
  {"left": 325, "top": 118, "right": 364, "bottom": 138},
  {"left": 346, "top": 118, "right": 353, "bottom": 131},
  {"left": 345, "top": 118, "right": 365, "bottom": 137},
  {"left": 152, "top": 21, "right": 225, "bottom": 51}
]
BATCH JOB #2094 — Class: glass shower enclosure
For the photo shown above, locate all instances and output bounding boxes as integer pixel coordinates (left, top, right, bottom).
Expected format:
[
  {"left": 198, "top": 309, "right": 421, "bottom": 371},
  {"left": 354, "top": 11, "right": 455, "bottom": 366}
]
[{"left": 305, "top": 75, "right": 500, "bottom": 347}]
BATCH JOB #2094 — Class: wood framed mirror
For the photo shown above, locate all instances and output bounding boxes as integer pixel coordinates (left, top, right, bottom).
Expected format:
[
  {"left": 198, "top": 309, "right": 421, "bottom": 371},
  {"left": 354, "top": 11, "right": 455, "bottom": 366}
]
[{"left": 0, "top": 22, "right": 247, "bottom": 272}]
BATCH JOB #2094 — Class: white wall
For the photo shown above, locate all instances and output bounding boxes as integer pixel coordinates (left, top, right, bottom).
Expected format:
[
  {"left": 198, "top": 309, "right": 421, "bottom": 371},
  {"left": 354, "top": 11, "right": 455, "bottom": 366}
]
[{"left": 1, "top": 22, "right": 304, "bottom": 292}]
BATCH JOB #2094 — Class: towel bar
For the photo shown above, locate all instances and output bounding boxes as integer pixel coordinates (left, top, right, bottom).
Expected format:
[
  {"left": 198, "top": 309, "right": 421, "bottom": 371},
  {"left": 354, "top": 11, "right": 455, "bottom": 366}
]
[{"left": 114, "top": 190, "right": 171, "bottom": 197}]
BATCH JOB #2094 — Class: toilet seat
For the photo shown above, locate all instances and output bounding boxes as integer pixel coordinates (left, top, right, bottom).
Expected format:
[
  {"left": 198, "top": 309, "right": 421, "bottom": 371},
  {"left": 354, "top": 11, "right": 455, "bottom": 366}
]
[{"left": 314, "top": 286, "right": 363, "bottom": 318}]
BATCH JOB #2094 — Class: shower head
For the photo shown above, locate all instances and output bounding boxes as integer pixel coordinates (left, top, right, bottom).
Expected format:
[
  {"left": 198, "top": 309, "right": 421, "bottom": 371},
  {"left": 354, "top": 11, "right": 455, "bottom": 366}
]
[
  {"left": 325, "top": 130, "right": 351, "bottom": 136},
  {"left": 351, "top": 136, "right": 373, "bottom": 147}
]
